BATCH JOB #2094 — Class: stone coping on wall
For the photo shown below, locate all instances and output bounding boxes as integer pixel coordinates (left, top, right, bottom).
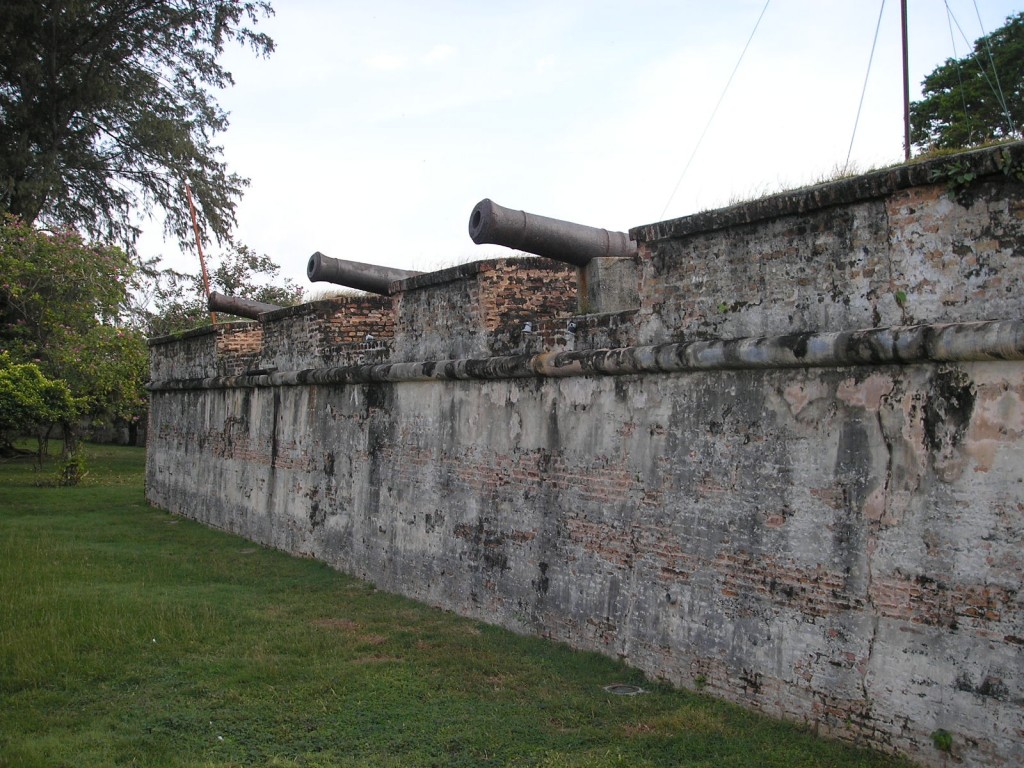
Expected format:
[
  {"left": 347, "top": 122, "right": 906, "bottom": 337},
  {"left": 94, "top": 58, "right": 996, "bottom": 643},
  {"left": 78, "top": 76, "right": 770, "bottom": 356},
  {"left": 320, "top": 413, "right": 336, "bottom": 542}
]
[
  {"left": 389, "top": 255, "right": 572, "bottom": 293},
  {"left": 148, "top": 318, "right": 1024, "bottom": 391},
  {"left": 631, "top": 140, "right": 1024, "bottom": 242},
  {"left": 257, "top": 293, "right": 390, "bottom": 321}
]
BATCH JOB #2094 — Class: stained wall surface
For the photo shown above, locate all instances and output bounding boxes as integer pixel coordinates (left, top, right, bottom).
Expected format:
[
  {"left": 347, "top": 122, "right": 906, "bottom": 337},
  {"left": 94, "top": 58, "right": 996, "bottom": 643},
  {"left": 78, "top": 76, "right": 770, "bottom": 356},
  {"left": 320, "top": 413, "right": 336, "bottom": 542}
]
[{"left": 147, "top": 145, "right": 1024, "bottom": 767}]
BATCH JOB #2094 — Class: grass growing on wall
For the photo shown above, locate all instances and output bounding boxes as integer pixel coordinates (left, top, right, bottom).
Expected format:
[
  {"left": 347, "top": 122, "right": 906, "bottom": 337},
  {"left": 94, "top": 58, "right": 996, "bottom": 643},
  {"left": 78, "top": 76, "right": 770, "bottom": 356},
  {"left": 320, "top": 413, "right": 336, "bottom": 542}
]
[{"left": 0, "top": 445, "right": 913, "bottom": 768}]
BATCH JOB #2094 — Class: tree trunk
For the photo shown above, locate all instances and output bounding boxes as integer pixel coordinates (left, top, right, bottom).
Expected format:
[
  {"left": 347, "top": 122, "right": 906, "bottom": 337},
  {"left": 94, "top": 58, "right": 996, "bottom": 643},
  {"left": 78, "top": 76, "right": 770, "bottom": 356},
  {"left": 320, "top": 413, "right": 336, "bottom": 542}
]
[{"left": 59, "top": 421, "right": 85, "bottom": 486}]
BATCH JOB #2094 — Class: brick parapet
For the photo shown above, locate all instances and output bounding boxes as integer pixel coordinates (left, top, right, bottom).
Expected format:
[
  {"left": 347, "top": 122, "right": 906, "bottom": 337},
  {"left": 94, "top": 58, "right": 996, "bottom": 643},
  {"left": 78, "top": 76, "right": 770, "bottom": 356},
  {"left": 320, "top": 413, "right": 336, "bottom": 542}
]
[
  {"left": 147, "top": 322, "right": 263, "bottom": 380},
  {"left": 390, "top": 257, "right": 577, "bottom": 360},
  {"left": 259, "top": 295, "right": 394, "bottom": 370},
  {"left": 216, "top": 324, "right": 263, "bottom": 376},
  {"left": 631, "top": 141, "right": 1024, "bottom": 346}
]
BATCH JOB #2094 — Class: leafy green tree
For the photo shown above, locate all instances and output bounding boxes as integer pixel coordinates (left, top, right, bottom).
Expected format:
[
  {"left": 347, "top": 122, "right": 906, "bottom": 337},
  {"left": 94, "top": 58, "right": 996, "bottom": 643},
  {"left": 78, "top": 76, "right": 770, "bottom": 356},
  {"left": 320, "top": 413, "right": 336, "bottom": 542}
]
[
  {"left": 52, "top": 323, "right": 149, "bottom": 440},
  {"left": 148, "top": 243, "right": 303, "bottom": 335},
  {"left": 0, "top": 351, "right": 80, "bottom": 458},
  {"left": 0, "top": 0, "right": 274, "bottom": 250},
  {"left": 911, "top": 12, "right": 1024, "bottom": 151},
  {"left": 0, "top": 215, "right": 147, "bottom": 453},
  {"left": 0, "top": 216, "right": 135, "bottom": 357}
]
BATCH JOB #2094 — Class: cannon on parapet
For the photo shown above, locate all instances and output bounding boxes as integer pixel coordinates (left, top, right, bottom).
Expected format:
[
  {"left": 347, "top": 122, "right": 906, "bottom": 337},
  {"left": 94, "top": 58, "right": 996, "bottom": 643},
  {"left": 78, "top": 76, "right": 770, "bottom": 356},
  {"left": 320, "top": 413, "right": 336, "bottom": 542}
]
[
  {"left": 306, "top": 252, "right": 422, "bottom": 295},
  {"left": 208, "top": 292, "right": 282, "bottom": 319},
  {"left": 468, "top": 198, "right": 637, "bottom": 267}
]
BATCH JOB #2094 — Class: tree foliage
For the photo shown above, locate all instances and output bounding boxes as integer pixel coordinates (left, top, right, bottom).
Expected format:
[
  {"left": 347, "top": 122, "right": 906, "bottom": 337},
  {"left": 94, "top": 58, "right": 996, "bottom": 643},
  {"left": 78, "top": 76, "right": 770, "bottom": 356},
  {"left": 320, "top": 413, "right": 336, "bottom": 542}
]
[
  {"left": 148, "top": 243, "right": 303, "bottom": 335},
  {"left": 911, "top": 12, "right": 1024, "bottom": 151},
  {"left": 0, "top": 215, "right": 147, "bottom": 433},
  {"left": 0, "top": 351, "right": 80, "bottom": 454},
  {"left": 0, "top": 0, "right": 274, "bottom": 249}
]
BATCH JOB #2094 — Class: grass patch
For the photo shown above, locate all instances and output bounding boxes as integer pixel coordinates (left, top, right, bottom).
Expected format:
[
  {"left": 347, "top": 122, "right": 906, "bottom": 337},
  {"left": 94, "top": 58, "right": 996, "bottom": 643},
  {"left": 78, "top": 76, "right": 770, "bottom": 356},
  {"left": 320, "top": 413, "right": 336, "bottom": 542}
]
[{"left": 1, "top": 444, "right": 913, "bottom": 767}]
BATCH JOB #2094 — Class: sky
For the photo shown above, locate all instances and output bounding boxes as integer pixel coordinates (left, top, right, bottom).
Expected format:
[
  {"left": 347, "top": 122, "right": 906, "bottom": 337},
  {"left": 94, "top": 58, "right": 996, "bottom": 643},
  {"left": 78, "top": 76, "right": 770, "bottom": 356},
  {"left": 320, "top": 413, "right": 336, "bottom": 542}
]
[{"left": 141, "top": 0, "right": 1024, "bottom": 291}]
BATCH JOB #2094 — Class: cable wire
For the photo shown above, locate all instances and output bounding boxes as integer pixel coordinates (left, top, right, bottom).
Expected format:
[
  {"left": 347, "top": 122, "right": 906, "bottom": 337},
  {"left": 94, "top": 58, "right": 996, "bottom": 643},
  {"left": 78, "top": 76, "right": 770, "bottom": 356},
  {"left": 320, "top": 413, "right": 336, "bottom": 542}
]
[
  {"left": 660, "top": 0, "right": 771, "bottom": 219},
  {"left": 944, "top": 2, "right": 973, "bottom": 144},
  {"left": 973, "top": 0, "right": 1016, "bottom": 135},
  {"left": 945, "top": 2, "right": 1015, "bottom": 137},
  {"left": 845, "top": 0, "right": 887, "bottom": 172}
]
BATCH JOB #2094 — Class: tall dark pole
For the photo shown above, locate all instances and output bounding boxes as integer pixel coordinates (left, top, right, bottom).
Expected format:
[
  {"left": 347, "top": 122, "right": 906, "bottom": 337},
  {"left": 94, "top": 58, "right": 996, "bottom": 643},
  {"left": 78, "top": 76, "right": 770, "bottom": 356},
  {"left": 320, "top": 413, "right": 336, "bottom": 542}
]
[{"left": 902, "top": 0, "right": 911, "bottom": 160}]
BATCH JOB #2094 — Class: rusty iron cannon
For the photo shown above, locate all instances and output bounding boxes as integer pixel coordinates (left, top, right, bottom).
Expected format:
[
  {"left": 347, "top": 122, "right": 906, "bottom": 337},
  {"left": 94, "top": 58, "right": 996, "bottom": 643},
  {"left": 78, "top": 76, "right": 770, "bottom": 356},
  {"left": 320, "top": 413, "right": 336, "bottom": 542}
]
[
  {"left": 306, "top": 252, "right": 422, "bottom": 295},
  {"left": 208, "top": 292, "right": 282, "bottom": 319},
  {"left": 467, "top": 198, "right": 637, "bottom": 267}
]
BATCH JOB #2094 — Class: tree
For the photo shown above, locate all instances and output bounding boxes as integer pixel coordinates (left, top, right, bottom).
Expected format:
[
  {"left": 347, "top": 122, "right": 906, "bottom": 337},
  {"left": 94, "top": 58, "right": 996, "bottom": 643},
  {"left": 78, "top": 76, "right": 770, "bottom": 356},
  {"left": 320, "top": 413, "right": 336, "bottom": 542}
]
[
  {"left": 0, "top": 216, "right": 135, "bottom": 358},
  {"left": 911, "top": 12, "right": 1024, "bottom": 151},
  {"left": 0, "top": 0, "right": 274, "bottom": 250},
  {"left": 0, "top": 215, "right": 147, "bottom": 456},
  {"left": 148, "top": 242, "right": 303, "bottom": 335},
  {"left": 0, "top": 351, "right": 80, "bottom": 459}
]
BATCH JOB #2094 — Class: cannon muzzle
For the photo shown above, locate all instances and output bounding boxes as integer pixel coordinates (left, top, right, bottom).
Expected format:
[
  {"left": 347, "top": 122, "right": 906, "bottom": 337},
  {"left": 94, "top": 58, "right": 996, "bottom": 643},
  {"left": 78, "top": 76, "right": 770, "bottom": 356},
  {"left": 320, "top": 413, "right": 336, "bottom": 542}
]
[
  {"left": 468, "top": 198, "right": 636, "bottom": 267},
  {"left": 306, "top": 252, "right": 422, "bottom": 295},
  {"left": 208, "top": 292, "right": 282, "bottom": 319}
]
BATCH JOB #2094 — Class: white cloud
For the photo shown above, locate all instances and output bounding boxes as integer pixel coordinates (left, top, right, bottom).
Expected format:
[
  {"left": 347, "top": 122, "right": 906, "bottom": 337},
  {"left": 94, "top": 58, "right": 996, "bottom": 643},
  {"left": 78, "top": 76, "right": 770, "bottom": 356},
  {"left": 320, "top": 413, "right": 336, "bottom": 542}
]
[
  {"left": 363, "top": 53, "right": 407, "bottom": 72},
  {"left": 422, "top": 44, "right": 456, "bottom": 64},
  {"left": 534, "top": 55, "right": 557, "bottom": 76}
]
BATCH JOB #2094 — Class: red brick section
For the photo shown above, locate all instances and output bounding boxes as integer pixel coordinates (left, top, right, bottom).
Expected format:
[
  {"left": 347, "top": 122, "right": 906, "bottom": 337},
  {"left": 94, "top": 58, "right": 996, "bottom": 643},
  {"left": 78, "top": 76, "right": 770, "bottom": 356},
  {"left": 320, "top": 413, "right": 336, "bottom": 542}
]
[
  {"left": 215, "top": 324, "right": 263, "bottom": 376},
  {"left": 213, "top": 296, "right": 395, "bottom": 373},
  {"left": 714, "top": 552, "right": 866, "bottom": 616},
  {"left": 388, "top": 258, "right": 579, "bottom": 359},
  {"left": 216, "top": 324, "right": 262, "bottom": 354},
  {"left": 476, "top": 259, "right": 578, "bottom": 333},
  {"left": 318, "top": 295, "right": 394, "bottom": 345},
  {"left": 262, "top": 295, "right": 393, "bottom": 348},
  {"left": 870, "top": 573, "right": 1018, "bottom": 635}
]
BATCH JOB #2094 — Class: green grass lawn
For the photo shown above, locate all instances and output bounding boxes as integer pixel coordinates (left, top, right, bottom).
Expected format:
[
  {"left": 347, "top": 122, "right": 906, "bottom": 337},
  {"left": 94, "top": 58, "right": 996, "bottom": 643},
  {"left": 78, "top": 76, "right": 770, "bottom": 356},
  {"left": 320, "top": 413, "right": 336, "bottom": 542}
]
[{"left": 0, "top": 444, "right": 913, "bottom": 768}]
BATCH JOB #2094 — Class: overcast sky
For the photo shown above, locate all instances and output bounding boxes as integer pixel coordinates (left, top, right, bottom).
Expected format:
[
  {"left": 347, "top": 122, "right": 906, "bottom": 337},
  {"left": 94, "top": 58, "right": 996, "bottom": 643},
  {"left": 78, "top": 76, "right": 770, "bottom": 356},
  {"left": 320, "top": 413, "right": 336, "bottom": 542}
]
[{"left": 142, "top": 0, "right": 1023, "bottom": 290}]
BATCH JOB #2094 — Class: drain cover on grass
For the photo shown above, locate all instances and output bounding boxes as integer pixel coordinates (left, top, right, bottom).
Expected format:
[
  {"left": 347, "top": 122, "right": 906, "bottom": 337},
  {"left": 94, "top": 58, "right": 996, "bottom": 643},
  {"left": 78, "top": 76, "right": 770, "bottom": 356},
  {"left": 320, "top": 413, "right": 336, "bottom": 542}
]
[{"left": 603, "top": 684, "right": 646, "bottom": 696}]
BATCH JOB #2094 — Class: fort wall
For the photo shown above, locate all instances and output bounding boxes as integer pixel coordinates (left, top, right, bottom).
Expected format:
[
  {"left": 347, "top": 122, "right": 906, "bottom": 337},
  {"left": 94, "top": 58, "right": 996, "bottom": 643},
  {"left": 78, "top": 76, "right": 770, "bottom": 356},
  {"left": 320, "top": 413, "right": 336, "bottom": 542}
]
[{"left": 147, "top": 144, "right": 1024, "bottom": 767}]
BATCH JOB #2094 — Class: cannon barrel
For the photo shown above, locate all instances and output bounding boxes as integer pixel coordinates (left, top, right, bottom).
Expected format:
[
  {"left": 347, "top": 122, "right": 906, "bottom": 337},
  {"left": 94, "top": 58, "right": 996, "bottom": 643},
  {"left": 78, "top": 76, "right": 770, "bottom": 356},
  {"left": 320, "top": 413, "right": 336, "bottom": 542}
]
[
  {"left": 468, "top": 198, "right": 636, "bottom": 267},
  {"left": 208, "top": 292, "right": 282, "bottom": 319},
  {"left": 306, "top": 252, "right": 422, "bottom": 295}
]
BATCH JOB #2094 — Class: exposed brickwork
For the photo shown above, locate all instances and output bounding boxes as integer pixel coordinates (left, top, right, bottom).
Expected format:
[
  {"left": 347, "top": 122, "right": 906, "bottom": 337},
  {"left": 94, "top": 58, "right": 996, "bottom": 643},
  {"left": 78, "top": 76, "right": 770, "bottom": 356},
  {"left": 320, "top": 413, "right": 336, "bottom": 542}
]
[
  {"left": 871, "top": 572, "right": 1018, "bottom": 633},
  {"left": 148, "top": 297, "right": 394, "bottom": 380},
  {"left": 259, "top": 295, "right": 393, "bottom": 370},
  {"left": 476, "top": 259, "right": 578, "bottom": 333},
  {"left": 147, "top": 322, "right": 263, "bottom": 380},
  {"left": 216, "top": 324, "right": 263, "bottom": 376},
  {"left": 391, "top": 258, "right": 577, "bottom": 360}
]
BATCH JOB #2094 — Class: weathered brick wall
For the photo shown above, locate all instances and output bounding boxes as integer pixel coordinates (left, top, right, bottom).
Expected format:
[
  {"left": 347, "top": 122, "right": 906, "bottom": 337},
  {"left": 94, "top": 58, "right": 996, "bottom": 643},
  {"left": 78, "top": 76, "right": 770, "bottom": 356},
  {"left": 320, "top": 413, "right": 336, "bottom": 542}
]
[
  {"left": 216, "top": 324, "right": 264, "bottom": 376},
  {"left": 476, "top": 259, "right": 578, "bottom": 334},
  {"left": 147, "top": 358, "right": 1023, "bottom": 767},
  {"left": 148, "top": 322, "right": 263, "bottom": 380},
  {"left": 630, "top": 146, "right": 1024, "bottom": 346},
  {"left": 148, "top": 297, "right": 394, "bottom": 379},
  {"left": 146, "top": 143, "right": 1024, "bottom": 768},
  {"left": 259, "top": 295, "right": 393, "bottom": 371},
  {"left": 537, "top": 310, "right": 640, "bottom": 353},
  {"left": 390, "top": 258, "right": 577, "bottom": 360}
]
